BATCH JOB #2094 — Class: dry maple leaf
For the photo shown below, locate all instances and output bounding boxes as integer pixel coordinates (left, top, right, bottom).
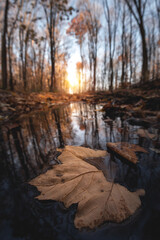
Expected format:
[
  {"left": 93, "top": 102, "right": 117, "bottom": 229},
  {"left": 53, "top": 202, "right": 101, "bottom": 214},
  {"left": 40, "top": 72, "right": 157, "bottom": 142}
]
[
  {"left": 30, "top": 146, "right": 144, "bottom": 229},
  {"left": 107, "top": 142, "right": 148, "bottom": 164}
]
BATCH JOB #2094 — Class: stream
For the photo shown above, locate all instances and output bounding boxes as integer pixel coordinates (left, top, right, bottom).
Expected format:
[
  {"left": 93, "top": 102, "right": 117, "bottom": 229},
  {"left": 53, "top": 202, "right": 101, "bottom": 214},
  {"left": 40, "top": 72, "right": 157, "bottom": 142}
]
[{"left": 0, "top": 102, "right": 160, "bottom": 240}]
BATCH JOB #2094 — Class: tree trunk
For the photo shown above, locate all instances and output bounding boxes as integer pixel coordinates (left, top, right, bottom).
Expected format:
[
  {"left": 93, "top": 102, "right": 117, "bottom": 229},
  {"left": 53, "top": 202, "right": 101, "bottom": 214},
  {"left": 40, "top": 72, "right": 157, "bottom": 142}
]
[
  {"left": 19, "top": 28, "right": 24, "bottom": 89},
  {"left": 40, "top": 41, "right": 46, "bottom": 91},
  {"left": 93, "top": 57, "right": 97, "bottom": 91},
  {"left": 50, "top": 39, "right": 56, "bottom": 92},
  {"left": 8, "top": 37, "right": 14, "bottom": 90},
  {"left": 140, "top": 25, "right": 148, "bottom": 82},
  {"left": 80, "top": 40, "right": 84, "bottom": 89},
  {"left": 79, "top": 71, "right": 81, "bottom": 93},
  {"left": 1, "top": 0, "right": 9, "bottom": 89},
  {"left": 109, "top": 57, "right": 113, "bottom": 91},
  {"left": 23, "top": 39, "right": 28, "bottom": 91},
  {"left": 124, "top": 0, "right": 149, "bottom": 82},
  {"left": 129, "top": 14, "right": 133, "bottom": 84}
]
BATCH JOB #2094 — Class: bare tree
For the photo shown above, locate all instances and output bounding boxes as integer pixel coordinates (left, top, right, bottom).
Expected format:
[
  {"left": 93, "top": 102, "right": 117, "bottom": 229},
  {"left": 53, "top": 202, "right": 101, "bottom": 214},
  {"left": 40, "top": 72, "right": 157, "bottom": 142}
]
[
  {"left": 42, "top": 0, "right": 73, "bottom": 92},
  {"left": 1, "top": 0, "right": 9, "bottom": 89},
  {"left": 155, "top": 0, "right": 160, "bottom": 33},
  {"left": 124, "top": 0, "right": 149, "bottom": 82},
  {"left": 66, "top": 12, "right": 87, "bottom": 90},
  {"left": 103, "top": 0, "right": 120, "bottom": 90},
  {"left": 120, "top": 3, "right": 126, "bottom": 87},
  {"left": 78, "top": 0, "right": 101, "bottom": 91},
  {"left": 8, "top": 0, "right": 22, "bottom": 90},
  {"left": 129, "top": 13, "right": 133, "bottom": 84},
  {"left": 155, "top": 0, "right": 160, "bottom": 78},
  {"left": 18, "top": 0, "right": 39, "bottom": 90},
  {"left": 42, "top": 0, "right": 57, "bottom": 92}
]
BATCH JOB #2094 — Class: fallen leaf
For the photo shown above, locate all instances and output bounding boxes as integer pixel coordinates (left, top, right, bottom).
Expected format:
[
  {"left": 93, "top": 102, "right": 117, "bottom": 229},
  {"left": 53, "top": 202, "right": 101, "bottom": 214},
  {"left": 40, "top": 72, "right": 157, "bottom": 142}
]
[
  {"left": 79, "top": 124, "right": 85, "bottom": 130},
  {"left": 107, "top": 142, "right": 148, "bottom": 164},
  {"left": 0, "top": 103, "right": 10, "bottom": 107},
  {"left": 120, "top": 105, "right": 131, "bottom": 110},
  {"left": 137, "top": 129, "right": 157, "bottom": 140},
  {"left": 8, "top": 107, "right": 16, "bottom": 112},
  {"left": 104, "top": 118, "right": 113, "bottom": 123},
  {"left": 1, "top": 107, "right": 8, "bottom": 112},
  {"left": 135, "top": 99, "right": 145, "bottom": 108},
  {"left": 25, "top": 107, "right": 30, "bottom": 112},
  {"left": 65, "top": 145, "right": 107, "bottom": 159},
  {"left": 0, "top": 115, "right": 4, "bottom": 120},
  {"left": 30, "top": 146, "right": 144, "bottom": 229},
  {"left": 117, "top": 127, "right": 123, "bottom": 133},
  {"left": 157, "top": 112, "right": 160, "bottom": 121},
  {"left": 150, "top": 148, "right": 160, "bottom": 154}
]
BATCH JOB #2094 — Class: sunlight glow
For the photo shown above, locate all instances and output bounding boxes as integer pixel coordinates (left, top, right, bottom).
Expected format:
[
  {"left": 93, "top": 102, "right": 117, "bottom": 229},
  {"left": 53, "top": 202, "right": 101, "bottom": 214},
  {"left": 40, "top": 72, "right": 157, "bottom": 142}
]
[
  {"left": 67, "top": 50, "right": 81, "bottom": 94},
  {"left": 67, "top": 62, "right": 79, "bottom": 94}
]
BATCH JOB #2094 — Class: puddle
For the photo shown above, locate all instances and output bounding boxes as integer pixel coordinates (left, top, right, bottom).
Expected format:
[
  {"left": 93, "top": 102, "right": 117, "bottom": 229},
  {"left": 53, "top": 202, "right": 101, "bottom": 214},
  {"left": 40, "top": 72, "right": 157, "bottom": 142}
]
[{"left": 0, "top": 102, "right": 160, "bottom": 240}]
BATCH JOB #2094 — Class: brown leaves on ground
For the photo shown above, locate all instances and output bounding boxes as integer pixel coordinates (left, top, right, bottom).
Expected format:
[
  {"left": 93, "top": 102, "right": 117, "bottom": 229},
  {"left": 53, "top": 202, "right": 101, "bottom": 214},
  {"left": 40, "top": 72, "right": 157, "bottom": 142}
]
[
  {"left": 107, "top": 142, "right": 148, "bottom": 164},
  {"left": 0, "top": 79, "right": 159, "bottom": 124},
  {"left": 30, "top": 146, "right": 144, "bottom": 229},
  {"left": 0, "top": 90, "right": 82, "bottom": 124}
]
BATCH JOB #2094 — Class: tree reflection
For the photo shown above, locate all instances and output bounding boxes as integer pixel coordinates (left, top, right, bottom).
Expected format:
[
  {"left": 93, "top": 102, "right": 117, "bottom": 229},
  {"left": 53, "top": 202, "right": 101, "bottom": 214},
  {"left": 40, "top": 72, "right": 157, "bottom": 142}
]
[
  {"left": 52, "top": 109, "right": 65, "bottom": 148},
  {"left": 0, "top": 102, "right": 159, "bottom": 186}
]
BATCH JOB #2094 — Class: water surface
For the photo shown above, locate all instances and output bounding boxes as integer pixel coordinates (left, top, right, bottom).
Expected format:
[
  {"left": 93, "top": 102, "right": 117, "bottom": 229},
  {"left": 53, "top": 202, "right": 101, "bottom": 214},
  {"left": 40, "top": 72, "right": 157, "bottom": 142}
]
[{"left": 0, "top": 102, "right": 160, "bottom": 240}]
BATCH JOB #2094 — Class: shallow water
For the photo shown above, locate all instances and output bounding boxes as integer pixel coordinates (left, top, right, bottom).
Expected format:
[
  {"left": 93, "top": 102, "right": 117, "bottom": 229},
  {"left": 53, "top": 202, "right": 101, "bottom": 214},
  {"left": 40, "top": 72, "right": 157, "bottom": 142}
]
[{"left": 0, "top": 102, "right": 160, "bottom": 240}]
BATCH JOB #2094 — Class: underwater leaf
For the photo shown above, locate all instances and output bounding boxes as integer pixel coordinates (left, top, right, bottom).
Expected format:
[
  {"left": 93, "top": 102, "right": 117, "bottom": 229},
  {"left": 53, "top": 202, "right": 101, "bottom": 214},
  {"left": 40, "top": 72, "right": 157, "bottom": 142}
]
[
  {"left": 30, "top": 146, "right": 144, "bottom": 229},
  {"left": 107, "top": 142, "right": 148, "bottom": 164}
]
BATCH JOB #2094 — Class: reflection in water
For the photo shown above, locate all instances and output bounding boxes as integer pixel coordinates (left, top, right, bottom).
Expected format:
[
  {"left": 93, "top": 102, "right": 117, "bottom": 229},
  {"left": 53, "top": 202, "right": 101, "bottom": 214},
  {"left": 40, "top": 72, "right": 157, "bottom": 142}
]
[
  {"left": 0, "top": 102, "right": 160, "bottom": 240},
  {"left": 0, "top": 102, "right": 160, "bottom": 187},
  {"left": 69, "top": 103, "right": 105, "bottom": 149}
]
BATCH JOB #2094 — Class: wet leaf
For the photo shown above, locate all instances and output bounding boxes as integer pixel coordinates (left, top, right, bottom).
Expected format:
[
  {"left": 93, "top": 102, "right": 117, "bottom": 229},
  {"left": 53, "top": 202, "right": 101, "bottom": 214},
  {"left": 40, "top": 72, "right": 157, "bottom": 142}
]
[
  {"left": 25, "top": 107, "right": 30, "bottom": 112},
  {"left": 135, "top": 99, "right": 145, "bottom": 108},
  {"left": 1, "top": 106, "right": 9, "bottom": 112},
  {"left": 137, "top": 129, "right": 157, "bottom": 140},
  {"left": 30, "top": 146, "right": 143, "bottom": 229},
  {"left": 0, "top": 115, "right": 4, "bottom": 120},
  {"left": 157, "top": 112, "right": 160, "bottom": 121},
  {"left": 104, "top": 117, "right": 113, "bottom": 123},
  {"left": 120, "top": 105, "right": 131, "bottom": 110},
  {"left": 0, "top": 103, "right": 10, "bottom": 107},
  {"left": 8, "top": 107, "right": 16, "bottom": 112},
  {"left": 150, "top": 148, "right": 160, "bottom": 154},
  {"left": 107, "top": 142, "right": 148, "bottom": 164},
  {"left": 101, "top": 101, "right": 112, "bottom": 111},
  {"left": 80, "top": 124, "right": 85, "bottom": 130}
]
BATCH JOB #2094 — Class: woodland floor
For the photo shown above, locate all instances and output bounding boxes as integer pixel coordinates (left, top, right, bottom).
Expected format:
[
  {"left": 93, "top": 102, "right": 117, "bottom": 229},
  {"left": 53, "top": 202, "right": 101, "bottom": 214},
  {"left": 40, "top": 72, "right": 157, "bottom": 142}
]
[{"left": 0, "top": 79, "right": 160, "bottom": 129}]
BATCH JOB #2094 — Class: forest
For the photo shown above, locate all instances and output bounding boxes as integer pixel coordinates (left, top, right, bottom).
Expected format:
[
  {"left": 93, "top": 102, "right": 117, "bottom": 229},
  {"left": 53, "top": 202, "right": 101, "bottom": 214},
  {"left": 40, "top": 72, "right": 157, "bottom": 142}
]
[
  {"left": 0, "top": 1, "right": 160, "bottom": 240},
  {"left": 0, "top": 0, "right": 159, "bottom": 92}
]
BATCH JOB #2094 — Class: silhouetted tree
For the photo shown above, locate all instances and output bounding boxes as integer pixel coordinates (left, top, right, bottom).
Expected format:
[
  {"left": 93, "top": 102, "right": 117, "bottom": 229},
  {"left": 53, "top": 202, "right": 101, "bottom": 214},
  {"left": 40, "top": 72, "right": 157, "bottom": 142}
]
[
  {"left": 41, "top": 0, "right": 73, "bottom": 92},
  {"left": 1, "top": 0, "right": 9, "bottom": 89},
  {"left": 124, "top": 0, "right": 149, "bottom": 82}
]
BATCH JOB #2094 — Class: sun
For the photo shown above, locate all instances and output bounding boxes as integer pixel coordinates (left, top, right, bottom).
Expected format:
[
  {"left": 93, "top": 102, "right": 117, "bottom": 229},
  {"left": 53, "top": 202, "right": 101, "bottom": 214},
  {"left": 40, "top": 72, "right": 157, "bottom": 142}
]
[{"left": 67, "top": 63, "right": 78, "bottom": 93}]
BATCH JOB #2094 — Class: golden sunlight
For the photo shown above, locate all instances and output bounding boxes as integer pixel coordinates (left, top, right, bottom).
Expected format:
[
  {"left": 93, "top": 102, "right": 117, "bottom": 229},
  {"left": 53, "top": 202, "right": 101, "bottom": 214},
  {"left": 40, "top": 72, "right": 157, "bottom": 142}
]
[{"left": 67, "top": 63, "right": 79, "bottom": 94}]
